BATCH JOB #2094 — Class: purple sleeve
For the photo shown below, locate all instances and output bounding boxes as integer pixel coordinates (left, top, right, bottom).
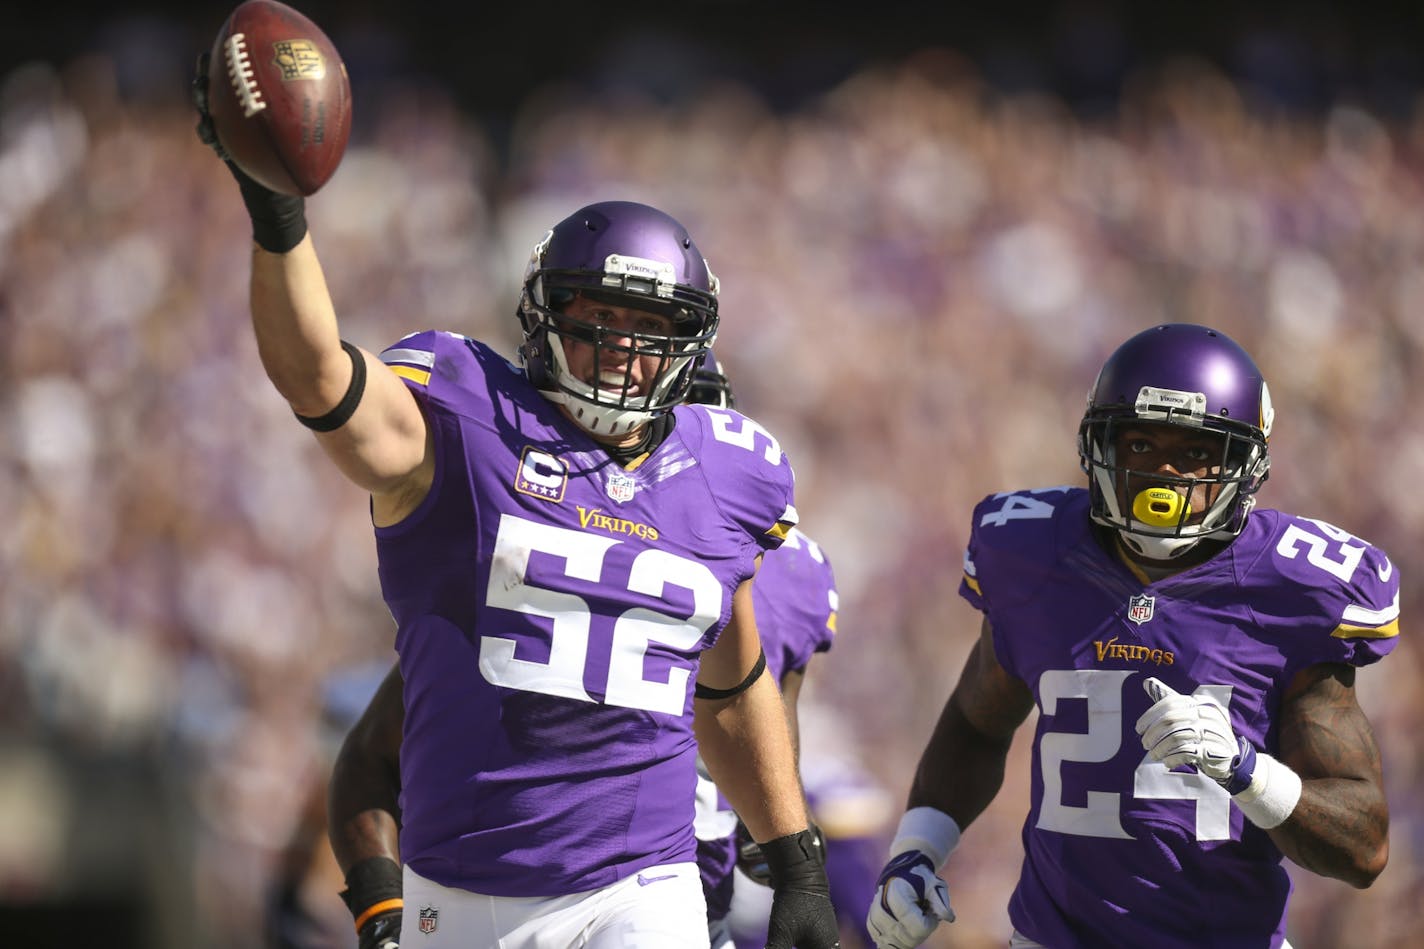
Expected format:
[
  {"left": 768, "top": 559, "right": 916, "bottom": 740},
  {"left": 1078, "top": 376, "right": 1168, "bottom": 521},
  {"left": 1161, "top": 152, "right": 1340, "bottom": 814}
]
[
  {"left": 1250, "top": 510, "right": 1401, "bottom": 668},
  {"left": 676, "top": 404, "right": 798, "bottom": 553},
  {"left": 753, "top": 529, "right": 838, "bottom": 681}
]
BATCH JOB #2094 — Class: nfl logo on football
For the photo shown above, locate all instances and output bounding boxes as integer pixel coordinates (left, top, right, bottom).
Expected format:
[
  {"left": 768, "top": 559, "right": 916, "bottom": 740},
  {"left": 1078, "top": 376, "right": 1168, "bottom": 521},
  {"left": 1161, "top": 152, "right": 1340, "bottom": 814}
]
[
  {"left": 418, "top": 905, "right": 438, "bottom": 934},
  {"left": 1127, "top": 594, "right": 1155, "bottom": 626},
  {"left": 607, "top": 472, "right": 637, "bottom": 503}
]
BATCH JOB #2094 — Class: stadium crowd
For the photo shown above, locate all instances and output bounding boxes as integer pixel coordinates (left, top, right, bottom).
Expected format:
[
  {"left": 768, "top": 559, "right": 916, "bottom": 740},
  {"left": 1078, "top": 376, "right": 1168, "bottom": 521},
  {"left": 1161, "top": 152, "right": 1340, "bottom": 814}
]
[{"left": 0, "top": 36, "right": 1422, "bottom": 948}]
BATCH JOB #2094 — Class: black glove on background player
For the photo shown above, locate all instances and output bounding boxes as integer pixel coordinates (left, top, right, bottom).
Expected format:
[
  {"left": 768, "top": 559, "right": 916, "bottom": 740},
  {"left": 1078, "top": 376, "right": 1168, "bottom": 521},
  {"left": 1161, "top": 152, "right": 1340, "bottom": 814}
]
[{"left": 737, "top": 818, "right": 826, "bottom": 887}]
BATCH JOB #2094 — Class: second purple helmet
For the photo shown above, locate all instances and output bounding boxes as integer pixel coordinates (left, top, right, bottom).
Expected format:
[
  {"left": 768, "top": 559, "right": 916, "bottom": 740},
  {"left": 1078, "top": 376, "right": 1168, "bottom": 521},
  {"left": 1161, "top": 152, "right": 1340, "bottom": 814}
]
[{"left": 686, "top": 351, "right": 736, "bottom": 409}]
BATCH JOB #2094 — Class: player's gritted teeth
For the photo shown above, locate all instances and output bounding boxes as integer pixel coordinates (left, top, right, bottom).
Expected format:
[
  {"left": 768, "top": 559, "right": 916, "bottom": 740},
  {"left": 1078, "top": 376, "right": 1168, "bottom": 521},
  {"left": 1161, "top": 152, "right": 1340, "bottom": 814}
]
[{"left": 597, "top": 369, "right": 636, "bottom": 394}]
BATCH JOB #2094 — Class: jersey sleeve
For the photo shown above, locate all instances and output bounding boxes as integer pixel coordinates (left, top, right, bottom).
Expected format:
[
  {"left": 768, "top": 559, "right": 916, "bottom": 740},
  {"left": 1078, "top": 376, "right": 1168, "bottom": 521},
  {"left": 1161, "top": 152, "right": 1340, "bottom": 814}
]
[
  {"left": 958, "top": 487, "right": 1077, "bottom": 613},
  {"left": 1254, "top": 511, "right": 1401, "bottom": 668},
  {"left": 960, "top": 533, "right": 987, "bottom": 614},
  {"left": 794, "top": 532, "right": 838, "bottom": 661},
  {"left": 380, "top": 330, "right": 442, "bottom": 399},
  {"left": 958, "top": 487, "right": 1083, "bottom": 680},
  {"left": 1330, "top": 545, "right": 1400, "bottom": 667},
  {"left": 678, "top": 405, "right": 798, "bottom": 553},
  {"left": 755, "top": 529, "right": 838, "bottom": 680}
]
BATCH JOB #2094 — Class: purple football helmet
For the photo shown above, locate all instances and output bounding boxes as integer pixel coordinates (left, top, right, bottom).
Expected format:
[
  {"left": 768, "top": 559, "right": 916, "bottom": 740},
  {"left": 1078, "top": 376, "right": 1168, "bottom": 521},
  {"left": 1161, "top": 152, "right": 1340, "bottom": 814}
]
[
  {"left": 518, "top": 201, "right": 720, "bottom": 436},
  {"left": 686, "top": 351, "right": 736, "bottom": 409},
  {"left": 1077, "top": 324, "right": 1273, "bottom": 559}
]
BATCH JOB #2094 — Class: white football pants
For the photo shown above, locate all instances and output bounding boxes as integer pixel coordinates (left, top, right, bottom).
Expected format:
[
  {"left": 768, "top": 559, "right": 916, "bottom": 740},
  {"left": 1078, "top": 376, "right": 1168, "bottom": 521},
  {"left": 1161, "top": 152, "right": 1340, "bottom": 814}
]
[{"left": 402, "top": 861, "right": 709, "bottom": 948}]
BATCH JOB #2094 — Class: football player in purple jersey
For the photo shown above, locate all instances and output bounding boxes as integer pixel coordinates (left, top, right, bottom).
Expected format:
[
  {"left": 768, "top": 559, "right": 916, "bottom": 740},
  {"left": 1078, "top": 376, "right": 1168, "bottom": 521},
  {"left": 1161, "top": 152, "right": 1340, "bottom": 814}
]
[
  {"left": 195, "top": 73, "right": 838, "bottom": 948},
  {"left": 683, "top": 354, "right": 840, "bottom": 947},
  {"left": 325, "top": 353, "right": 845, "bottom": 949},
  {"left": 867, "top": 324, "right": 1399, "bottom": 949}
]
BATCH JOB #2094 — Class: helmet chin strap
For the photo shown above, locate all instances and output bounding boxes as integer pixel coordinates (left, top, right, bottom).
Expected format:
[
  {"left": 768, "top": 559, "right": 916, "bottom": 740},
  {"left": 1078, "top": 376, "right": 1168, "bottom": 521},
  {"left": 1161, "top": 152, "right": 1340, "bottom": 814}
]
[{"left": 1117, "top": 529, "right": 1202, "bottom": 561}]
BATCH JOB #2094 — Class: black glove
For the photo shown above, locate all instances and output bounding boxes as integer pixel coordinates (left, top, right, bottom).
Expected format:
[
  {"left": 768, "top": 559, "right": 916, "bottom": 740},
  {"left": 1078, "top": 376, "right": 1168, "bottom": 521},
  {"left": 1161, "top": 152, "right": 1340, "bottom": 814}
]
[
  {"left": 190, "top": 51, "right": 232, "bottom": 162},
  {"left": 190, "top": 52, "right": 308, "bottom": 253},
  {"left": 736, "top": 818, "right": 825, "bottom": 888},
  {"left": 339, "top": 857, "right": 403, "bottom": 949},
  {"left": 761, "top": 828, "right": 840, "bottom": 949}
]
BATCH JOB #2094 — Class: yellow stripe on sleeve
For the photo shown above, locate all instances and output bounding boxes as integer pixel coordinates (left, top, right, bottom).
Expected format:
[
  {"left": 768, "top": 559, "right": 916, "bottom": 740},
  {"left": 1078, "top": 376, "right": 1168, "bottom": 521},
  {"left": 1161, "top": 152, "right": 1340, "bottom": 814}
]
[
  {"left": 766, "top": 521, "right": 793, "bottom": 541},
  {"left": 389, "top": 365, "right": 431, "bottom": 386},
  {"left": 1332, "top": 618, "right": 1400, "bottom": 640}
]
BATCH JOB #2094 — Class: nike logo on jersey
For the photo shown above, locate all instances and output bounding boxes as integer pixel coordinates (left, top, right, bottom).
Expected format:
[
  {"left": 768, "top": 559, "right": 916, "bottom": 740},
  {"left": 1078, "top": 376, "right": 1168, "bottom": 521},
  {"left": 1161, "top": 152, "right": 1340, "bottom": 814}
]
[
  {"left": 1378, "top": 559, "right": 1394, "bottom": 582},
  {"left": 636, "top": 872, "right": 677, "bottom": 886}
]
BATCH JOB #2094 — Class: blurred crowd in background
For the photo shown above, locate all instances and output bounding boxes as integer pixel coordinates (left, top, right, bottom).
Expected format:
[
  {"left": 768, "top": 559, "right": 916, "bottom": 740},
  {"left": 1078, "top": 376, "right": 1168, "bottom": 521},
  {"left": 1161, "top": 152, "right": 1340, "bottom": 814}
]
[{"left": 3, "top": 7, "right": 1424, "bottom": 947}]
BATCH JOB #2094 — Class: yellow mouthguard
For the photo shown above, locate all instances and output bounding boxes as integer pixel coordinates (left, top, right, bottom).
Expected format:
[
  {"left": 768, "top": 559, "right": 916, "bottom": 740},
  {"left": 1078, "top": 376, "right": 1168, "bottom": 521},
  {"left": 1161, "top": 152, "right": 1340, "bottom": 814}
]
[{"left": 1132, "top": 487, "right": 1191, "bottom": 527}]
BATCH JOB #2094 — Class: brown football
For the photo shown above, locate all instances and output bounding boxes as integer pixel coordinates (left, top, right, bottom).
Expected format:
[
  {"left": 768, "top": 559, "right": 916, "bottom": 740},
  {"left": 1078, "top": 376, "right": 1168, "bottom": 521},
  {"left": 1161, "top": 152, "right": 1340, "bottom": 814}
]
[{"left": 206, "top": 0, "right": 351, "bottom": 196}]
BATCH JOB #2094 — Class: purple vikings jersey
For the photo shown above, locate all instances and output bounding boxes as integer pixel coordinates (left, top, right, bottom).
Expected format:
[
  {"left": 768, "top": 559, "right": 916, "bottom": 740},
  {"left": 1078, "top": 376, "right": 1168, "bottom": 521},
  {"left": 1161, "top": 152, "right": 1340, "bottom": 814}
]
[
  {"left": 753, "top": 529, "right": 839, "bottom": 683},
  {"left": 960, "top": 487, "right": 1399, "bottom": 949},
  {"left": 375, "top": 332, "right": 798, "bottom": 898},
  {"left": 696, "top": 528, "right": 839, "bottom": 920}
]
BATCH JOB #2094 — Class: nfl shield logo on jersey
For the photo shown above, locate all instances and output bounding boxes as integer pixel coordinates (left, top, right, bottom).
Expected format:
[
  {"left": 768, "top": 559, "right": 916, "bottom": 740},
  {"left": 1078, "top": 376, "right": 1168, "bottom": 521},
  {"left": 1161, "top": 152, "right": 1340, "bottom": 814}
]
[
  {"left": 606, "top": 472, "right": 637, "bottom": 503},
  {"left": 1127, "top": 594, "right": 1156, "bottom": 625},
  {"left": 418, "top": 905, "right": 438, "bottom": 934}
]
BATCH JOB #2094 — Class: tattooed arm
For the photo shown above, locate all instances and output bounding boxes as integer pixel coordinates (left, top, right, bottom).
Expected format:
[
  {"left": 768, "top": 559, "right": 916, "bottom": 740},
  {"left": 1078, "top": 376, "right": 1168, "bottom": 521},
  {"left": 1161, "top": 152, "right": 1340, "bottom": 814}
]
[
  {"left": 906, "top": 617, "right": 1036, "bottom": 826},
  {"left": 1270, "top": 663, "right": 1389, "bottom": 887}
]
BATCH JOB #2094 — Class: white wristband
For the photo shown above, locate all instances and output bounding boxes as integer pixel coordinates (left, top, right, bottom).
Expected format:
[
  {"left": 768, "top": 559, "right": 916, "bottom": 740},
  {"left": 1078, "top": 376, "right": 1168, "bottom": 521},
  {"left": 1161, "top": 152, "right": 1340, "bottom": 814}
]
[
  {"left": 888, "top": 806, "right": 962, "bottom": 868},
  {"left": 1231, "top": 751, "right": 1302, "bottom": 830}
]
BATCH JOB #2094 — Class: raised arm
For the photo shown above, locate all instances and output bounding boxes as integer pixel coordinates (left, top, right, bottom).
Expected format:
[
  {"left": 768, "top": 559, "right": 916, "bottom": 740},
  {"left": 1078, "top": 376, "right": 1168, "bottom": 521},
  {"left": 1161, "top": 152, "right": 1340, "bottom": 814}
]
[
  {"left": 193, "top": 57, "right": 431, "bottom": 519},
  {"left": 248, "top": 241, "right": 431, "bottom": 513}
]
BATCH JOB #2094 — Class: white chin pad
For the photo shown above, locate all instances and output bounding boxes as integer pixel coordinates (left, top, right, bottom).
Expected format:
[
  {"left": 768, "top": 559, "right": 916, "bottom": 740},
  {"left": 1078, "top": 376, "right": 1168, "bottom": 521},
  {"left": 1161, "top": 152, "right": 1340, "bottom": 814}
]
[{"left": 1120, "top": 530, "right": 1200, "bottom": 561}]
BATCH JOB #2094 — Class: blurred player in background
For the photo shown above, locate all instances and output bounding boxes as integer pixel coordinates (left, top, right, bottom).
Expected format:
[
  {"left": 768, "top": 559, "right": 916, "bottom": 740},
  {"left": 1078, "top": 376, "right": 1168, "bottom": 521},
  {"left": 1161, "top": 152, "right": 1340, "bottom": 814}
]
[
  {"left": 686, "top": 355, "right": 839, "bottom": 947},
  {"left": 643, "top": 355, "right": 867, "bottom": 948},
  {"left": 686, "top": 358, "right": 889, "bottom": 949},
  {"left": 326, "top": 355, "right": 874, "bottom": 948},
  {"left": 192, "top": 59, "right": 838, "bottom": 949},
  {"left": 867, "top": 323, "right": 1399, "bottom": 949}
]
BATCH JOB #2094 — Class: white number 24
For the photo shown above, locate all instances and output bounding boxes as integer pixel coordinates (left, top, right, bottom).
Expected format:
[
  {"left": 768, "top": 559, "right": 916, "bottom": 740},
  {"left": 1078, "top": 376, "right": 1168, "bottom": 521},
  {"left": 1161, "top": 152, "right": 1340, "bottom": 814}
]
[{"left": 1038, "top": 670, "right": 1237, "bottom": 842}]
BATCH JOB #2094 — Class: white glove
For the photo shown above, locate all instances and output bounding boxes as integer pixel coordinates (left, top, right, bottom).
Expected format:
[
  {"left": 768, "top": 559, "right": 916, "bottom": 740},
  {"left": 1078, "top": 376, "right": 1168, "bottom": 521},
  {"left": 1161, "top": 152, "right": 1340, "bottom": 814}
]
[
  {"left": 1135, "top": 676, "right": 1241, "bottom": 784},
  {"left": 865, "top": 851, "right": 954, "bottom": 949}
]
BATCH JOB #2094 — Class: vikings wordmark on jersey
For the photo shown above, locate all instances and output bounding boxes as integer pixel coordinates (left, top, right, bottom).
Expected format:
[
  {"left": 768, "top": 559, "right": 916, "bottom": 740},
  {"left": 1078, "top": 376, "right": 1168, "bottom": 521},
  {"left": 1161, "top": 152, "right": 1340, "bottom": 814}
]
[
  {"left": 376, "top": 331, "right": 797, "bottom": 899},
  {"left": 959, "top": 486, "right": 1398, "bottom": 949}
]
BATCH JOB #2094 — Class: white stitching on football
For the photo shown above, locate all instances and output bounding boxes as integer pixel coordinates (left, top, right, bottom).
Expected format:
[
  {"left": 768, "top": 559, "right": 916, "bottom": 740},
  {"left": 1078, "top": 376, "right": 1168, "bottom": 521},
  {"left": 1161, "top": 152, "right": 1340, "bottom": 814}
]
[{"left": 223, "top": 33, "right": 266, "bottom": 118}]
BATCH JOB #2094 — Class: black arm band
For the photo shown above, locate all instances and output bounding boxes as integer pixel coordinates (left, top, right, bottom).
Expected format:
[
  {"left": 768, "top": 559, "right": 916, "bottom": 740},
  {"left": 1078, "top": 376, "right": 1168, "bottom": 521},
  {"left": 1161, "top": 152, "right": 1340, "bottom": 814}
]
[
  {"left": 295, "top": 339, "right": 367, "bottom": 432},
  {"left": 696, "top": 648, "right": 766, "bottom": 700}
]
